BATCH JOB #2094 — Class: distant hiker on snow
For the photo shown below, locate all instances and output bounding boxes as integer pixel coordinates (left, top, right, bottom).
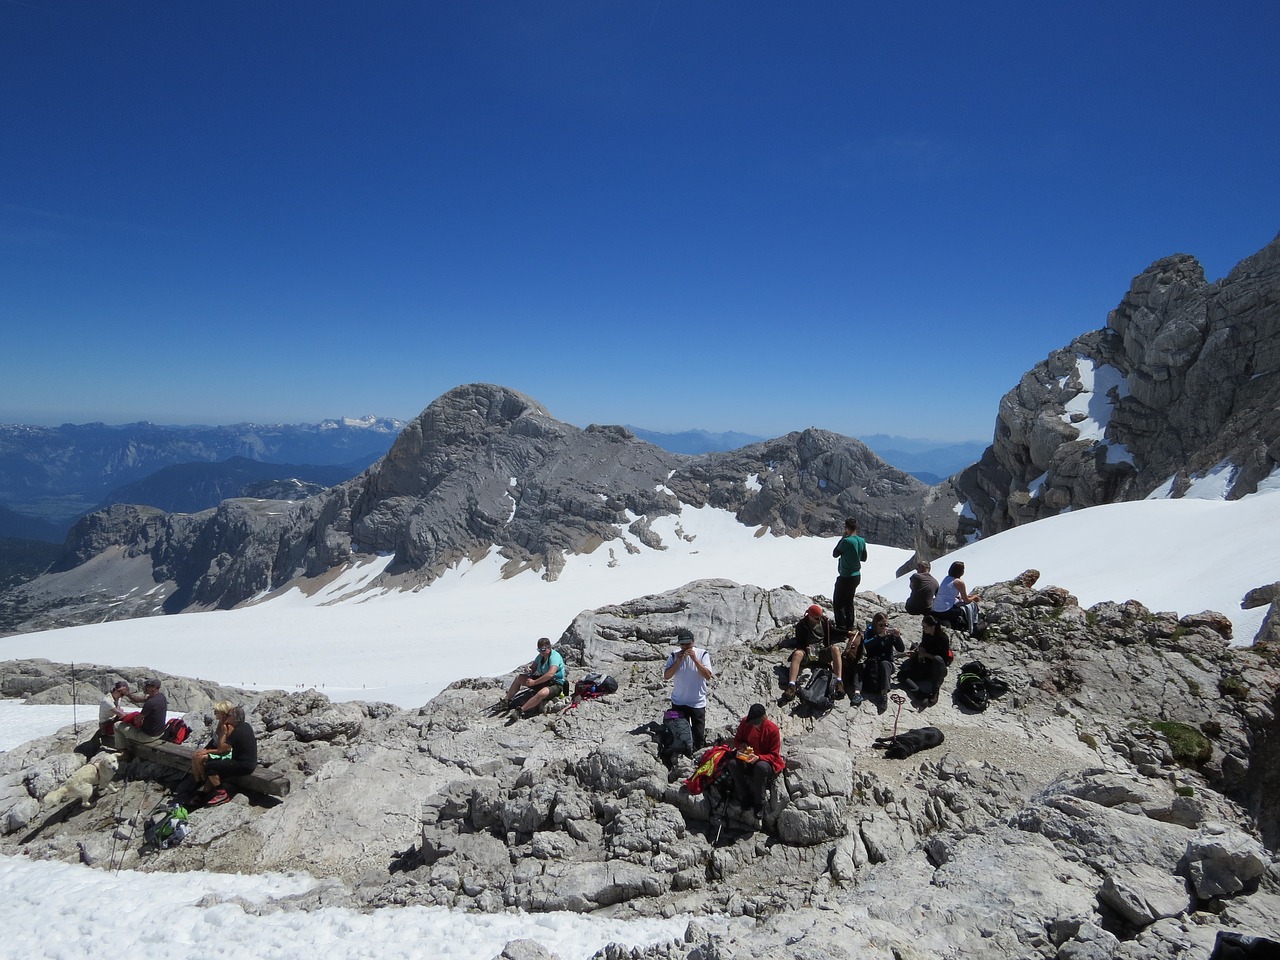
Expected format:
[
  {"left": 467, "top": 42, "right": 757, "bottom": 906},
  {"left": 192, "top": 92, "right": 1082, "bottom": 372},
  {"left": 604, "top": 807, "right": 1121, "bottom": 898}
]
[
  {"left": 114, "top": 678, "right": 167, "bottom": 758},
  {"left": 904, "top": 559, "right": 939, "bottom": 616},
  {"left": 664, "top": 629, "right": 714, "bottom": 750},
  {"left": 832, "top": 517, "right": 867, "bottom": 632},
  {"left": 729, "top": 703, "right": 785, "bottom": 823},
  {"left": 780, "top": 604, "right": 847, "bottom": 703},
  {"left": 932, "top": 560, "right": 982, "bottom": 633},
  {"left": 501, "top": 637, "right": 568, "bottom": 716},
  {"left": 191, "top": 701, "right": 257, "bottom": 806}
]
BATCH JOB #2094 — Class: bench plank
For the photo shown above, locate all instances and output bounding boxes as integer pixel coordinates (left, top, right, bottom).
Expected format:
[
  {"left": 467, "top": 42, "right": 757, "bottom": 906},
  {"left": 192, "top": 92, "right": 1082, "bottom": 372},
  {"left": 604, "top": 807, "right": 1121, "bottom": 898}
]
[{"left": 133, "top": 739, "right": 290, "bottom": 798}]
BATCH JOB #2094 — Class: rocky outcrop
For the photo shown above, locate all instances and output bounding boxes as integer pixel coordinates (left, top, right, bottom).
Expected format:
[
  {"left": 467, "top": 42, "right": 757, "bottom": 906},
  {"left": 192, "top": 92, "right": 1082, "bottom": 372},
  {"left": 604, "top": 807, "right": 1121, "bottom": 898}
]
[
  {"left": 3, "top": 574, "right": 1277, "bottom": 959},
  {"left": 932, "top": 233, "right": 1280, "bottom": 553},
  {"left": 0, "top": 385, "right": 924, "bottom": 634}
]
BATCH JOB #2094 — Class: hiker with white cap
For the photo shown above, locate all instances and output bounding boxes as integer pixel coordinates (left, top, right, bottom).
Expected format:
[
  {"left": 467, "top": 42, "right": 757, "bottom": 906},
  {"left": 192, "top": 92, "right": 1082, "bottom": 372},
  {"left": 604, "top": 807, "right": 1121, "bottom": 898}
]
[{"left": 663, "top": 629, "right": 713, "bottom": 750}]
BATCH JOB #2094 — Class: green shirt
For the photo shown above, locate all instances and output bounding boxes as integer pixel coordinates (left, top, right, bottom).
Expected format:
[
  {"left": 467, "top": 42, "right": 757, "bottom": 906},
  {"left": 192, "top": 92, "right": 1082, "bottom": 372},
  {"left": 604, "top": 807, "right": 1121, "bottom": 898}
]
[{"left": 834, "top": 534, "right": 867, "bottom": 577}]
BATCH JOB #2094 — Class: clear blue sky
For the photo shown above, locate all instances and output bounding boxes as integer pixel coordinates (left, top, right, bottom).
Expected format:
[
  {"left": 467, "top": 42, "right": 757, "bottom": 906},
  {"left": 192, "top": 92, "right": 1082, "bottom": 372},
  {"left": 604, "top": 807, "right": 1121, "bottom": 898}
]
[{"left": 2, "top": 1, "right": 1276, "bottom": 442}]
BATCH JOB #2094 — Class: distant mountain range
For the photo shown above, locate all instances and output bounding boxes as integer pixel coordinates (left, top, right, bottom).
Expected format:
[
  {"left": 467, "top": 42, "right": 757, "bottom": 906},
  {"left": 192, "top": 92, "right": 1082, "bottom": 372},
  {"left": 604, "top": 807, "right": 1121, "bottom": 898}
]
[
  {"left": 630, "top": 427, "right": 984, "bottom": 483},
  {"left": 0, "top": 417, "right": 984, "bottom": 546},
  {"left": 0, "top": 417, "right": 406, "bottom": 539}
]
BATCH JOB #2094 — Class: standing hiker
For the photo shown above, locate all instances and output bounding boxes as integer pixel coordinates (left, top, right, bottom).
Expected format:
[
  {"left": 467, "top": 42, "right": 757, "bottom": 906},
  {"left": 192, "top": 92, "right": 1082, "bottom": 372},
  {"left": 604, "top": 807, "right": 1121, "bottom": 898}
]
[
  {"left": 832, "top": 517, "right": 867, "bottom": 632},
  {"left": 664, "top": 629, "right": 714, "bottom": 750}
]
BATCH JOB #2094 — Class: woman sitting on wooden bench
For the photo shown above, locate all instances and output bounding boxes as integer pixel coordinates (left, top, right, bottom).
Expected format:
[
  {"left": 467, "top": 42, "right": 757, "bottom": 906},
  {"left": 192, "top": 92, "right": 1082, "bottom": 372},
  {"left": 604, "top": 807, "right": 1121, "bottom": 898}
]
[{"left": 191, "top": 701, "right": 257, "bottom": 806}]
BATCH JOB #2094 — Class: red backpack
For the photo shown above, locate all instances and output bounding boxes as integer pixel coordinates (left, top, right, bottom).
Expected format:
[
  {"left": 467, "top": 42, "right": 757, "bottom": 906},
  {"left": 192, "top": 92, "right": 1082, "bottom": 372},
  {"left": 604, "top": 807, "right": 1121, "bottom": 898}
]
[{"left": 163, "top": 718, "right": 191, "bottom": 744}]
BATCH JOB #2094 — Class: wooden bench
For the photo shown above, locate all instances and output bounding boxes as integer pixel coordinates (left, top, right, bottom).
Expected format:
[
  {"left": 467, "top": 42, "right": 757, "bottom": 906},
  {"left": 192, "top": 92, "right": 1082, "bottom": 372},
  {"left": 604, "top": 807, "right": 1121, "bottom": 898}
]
[{"left": 133, "top": 739, "right": 291, "bottom": 798}]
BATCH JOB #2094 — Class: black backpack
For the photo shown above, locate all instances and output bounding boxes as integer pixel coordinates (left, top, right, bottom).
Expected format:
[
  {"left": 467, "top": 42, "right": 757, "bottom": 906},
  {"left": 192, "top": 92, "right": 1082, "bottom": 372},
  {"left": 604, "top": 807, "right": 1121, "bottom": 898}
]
[
  {"left": 957, "top": 660, "right": 1009, "bottom": 711},
  {"left": 573, "top": 673, "right": 618, "bottom": 701},
  {"left": 798, "top": 667, "right": 836, "bottom": 713},
  {"left": 658, "top": 710, "right": 694, "bottom": 766}
]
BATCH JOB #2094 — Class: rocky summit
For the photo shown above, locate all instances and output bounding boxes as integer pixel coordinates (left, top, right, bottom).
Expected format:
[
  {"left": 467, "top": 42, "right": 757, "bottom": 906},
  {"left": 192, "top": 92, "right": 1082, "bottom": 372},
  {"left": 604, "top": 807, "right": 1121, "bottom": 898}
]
[
  {"left": 3, "top": 573, "right": 1279, "bottom": 960},
  {"left": 0, "top": 383, "right": 923, "bottom": 635},
  {"left": 930, "top": 232, "right": 1280, "bottom": 554}
]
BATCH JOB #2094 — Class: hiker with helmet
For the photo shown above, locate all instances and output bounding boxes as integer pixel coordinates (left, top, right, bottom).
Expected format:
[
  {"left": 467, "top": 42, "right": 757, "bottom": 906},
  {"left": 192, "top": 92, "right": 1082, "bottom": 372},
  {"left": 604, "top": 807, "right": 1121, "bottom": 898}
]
[
  {"left": 832, "top": 517, "right": 867, "bottom": 632},
  {"left": 780, "top": 603, "right": 847, "bottom": 703},
  {"left": 501, "top": 637, "right": 567, "bottom": 717},
  {"left": 729, "top": 703, "right": 786, "bottom": 823},
  {"left": 664, "top": 629, "right": 714, "bottom": 750},
  {"left": 113, "top": 678, "right": 168, "bottom": 759},
  {"left": 191, "top": 701, "right": 257, "bottom": 806}
]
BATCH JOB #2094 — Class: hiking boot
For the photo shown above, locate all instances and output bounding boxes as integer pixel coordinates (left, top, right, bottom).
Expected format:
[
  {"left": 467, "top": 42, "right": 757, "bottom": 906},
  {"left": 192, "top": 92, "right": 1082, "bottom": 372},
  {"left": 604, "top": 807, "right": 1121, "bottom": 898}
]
[
  {"left": 779, "top": 684, "right": 797, "bottom": 704},
  {"left": 834, "top": 680, "right": 846, "bottom": 698},
  {"left": 849, "top": 691, "right": 864, "bottom": 706},
  {"left": 206, "top": 788, "right": 231, "bottom": 806}
]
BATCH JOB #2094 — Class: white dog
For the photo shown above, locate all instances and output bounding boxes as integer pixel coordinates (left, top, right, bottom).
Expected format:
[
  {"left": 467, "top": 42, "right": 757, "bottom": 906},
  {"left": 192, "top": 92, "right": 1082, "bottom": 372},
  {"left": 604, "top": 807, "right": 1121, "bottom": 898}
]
[{"left": 41, "top": 753, "right": 120, "bottom": 809}]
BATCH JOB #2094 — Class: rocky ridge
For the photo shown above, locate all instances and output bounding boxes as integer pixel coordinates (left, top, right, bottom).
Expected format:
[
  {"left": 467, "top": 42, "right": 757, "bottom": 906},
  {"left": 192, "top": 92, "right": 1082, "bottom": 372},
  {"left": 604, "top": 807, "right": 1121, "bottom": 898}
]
[
  {"left": 2, "top": 574, "right": 1278, "bottom": 960},
  {"left": 930, "top": 232, "right": 1280, "bottom": 555},
  {"left": 0, "top": 384, "right": 925, "bottom": 634}
]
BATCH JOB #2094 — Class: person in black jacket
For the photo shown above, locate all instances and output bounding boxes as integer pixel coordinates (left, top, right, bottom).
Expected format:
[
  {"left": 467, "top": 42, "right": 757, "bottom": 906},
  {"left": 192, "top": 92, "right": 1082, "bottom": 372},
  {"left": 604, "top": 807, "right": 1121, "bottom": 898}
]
[
  {"left": 899, "top": 615, "right": 952, "bottom": 706},
  {"left": 855, "top": 612, "right": 905, "bottom": 709}
]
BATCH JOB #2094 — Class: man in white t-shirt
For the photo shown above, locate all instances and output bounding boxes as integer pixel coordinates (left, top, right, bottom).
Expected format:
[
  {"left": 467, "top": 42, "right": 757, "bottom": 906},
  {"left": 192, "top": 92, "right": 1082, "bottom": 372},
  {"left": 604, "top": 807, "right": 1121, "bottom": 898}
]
[{"left": 663, "top": 629, "right": 714, "bottom": 750}]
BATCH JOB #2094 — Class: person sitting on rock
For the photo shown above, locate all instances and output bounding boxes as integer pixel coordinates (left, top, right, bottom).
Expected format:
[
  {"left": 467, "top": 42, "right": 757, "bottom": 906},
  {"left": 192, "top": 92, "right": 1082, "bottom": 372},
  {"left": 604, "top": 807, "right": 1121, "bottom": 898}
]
[
  {"left": 932, "top": 560, "right": 981, "bottom": 632},
  {"left": 855, "top": 612, "right": 905, "bottom": 709},
  {"left": 113, "top": 678, "right": 168, "bottom": 759},
  {"left": 905, "top": 559, "right": 939, "bottom": 616},
  {"left": 899, "top": 615, "right": 952, "bottom": 706},
  {"left": 191, "top": 701, "right": 257, "bottom": 806},
  {"left": 780, "top": 604, "right": 847, "bottom": 703},
  {"left": 501, "top": 637, "right": 568, "bottom": 717},
  {"left": 729, "top": 703, "right": 786, "bottom": 823},
  {"left": 96, "top": 680, "right": 130, "bottom": 746}
]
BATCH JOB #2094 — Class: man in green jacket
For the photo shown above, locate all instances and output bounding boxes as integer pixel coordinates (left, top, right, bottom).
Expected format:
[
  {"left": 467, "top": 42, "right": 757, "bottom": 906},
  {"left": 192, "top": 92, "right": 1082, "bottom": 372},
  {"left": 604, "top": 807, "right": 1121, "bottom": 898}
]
[{"left": 832, "top": 517, "right": 867, "bottom": 633}]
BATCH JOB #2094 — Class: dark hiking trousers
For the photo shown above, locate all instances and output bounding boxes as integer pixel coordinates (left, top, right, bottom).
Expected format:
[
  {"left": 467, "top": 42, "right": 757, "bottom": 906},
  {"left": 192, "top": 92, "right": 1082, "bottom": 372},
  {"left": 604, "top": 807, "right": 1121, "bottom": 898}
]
[
  {"left": 832, "top": 574, "right": 860, "bottom": 632},
  {"left": 730, "top": 758, "right": 773, "bottom": 813},
  {"left": 672, "top": 703, "right": 707, "bottom": 751}
]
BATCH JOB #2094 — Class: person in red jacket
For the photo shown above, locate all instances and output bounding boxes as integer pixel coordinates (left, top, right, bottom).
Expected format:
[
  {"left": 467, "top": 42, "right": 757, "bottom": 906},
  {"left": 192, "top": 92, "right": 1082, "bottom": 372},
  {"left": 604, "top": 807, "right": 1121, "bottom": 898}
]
[{"left": 730, "top": 703, "right": 786, "bottom": 822}]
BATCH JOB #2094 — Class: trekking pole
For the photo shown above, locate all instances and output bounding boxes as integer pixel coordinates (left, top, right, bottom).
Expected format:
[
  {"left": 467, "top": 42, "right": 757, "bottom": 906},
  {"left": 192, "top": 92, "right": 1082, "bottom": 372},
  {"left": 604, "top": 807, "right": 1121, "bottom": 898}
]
[
  {"left": 115, "top": 782, "right": 152, "bottom": 874},
  {"left": 71, "top": 662, "right": 79, "bottom": 736},
  {"left": 890, "top": 694, "right": 906, "bottom": 742},
  {"left": 108, "top": 768, "right": 131, "bottom": 871}
]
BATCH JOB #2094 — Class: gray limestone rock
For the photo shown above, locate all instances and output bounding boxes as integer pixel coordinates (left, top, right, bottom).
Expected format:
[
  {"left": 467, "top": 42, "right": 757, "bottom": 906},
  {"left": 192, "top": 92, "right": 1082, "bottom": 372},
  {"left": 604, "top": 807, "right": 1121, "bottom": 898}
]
[
  {"left": 2, "top": 570, "right": 1279, "bottom": 960},
  {"left": 924, "top": 233, "right": 1280, "bottom": 581}
]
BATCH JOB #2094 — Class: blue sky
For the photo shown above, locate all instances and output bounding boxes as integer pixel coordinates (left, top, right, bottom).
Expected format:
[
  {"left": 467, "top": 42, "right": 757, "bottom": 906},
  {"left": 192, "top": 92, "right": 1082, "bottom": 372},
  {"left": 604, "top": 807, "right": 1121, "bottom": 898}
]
[{"left": 2, "top": 1, "right": 1276, "bottom": 442}]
